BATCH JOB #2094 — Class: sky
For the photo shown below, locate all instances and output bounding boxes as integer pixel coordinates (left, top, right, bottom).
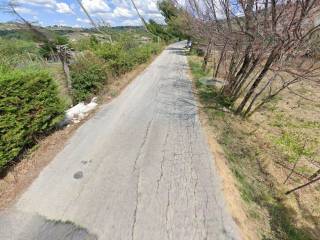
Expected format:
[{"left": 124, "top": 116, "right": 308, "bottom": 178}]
[{"left": 0, "top": 0, "right": 165, "bottom": 27}]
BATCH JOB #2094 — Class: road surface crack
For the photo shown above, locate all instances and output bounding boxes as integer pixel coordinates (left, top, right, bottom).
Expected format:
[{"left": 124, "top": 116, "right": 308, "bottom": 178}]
[
  {"left": 165, "top": 183, "right": 171, "bottom": 240},
  {"left": 131, "top": 170, "right": 141, "bottom": 240},
  {"left": 156, "top": 130, "right": 169, "bottom": 193},
  {"left": 133, "top": 118, "right": 153, "bottom": 172}
]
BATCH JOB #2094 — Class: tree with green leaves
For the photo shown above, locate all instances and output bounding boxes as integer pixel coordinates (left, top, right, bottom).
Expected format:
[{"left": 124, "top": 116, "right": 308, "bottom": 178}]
[{"left": 157, "top": 0, "right": 188, "bottom": 40}]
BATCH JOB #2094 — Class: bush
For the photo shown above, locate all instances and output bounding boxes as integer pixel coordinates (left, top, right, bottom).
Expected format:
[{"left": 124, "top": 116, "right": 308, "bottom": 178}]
[
  {"left": 71, "top": 36, "right": 100, "bottom": 52},
  {"left": 70, "top": 39, "right": 163, "bottom": 102},
  {"left": 70, "top": 51, "right": 108, "bottom": 102},
  {"left": 0, "top": 68, "right": 66, "bottom": 168},
  {"left": 130, "top": 45, "right": 152, "bottom": 65},
  {"left": 96, "top": 41, "right": 162, "bottom": 76},
  {"left": 131, "top": 43, "right": 162, "bottom": 65},
  {"left": 94, "top": 42, "right": 133, "bottom": 76}
]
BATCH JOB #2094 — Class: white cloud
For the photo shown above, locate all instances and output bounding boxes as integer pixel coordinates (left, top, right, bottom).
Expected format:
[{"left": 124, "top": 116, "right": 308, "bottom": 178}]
[
  {"left": 146, "top": 13, "right": 163, "bottom": 20},
  {"left": 17, "top": 0, "right": 55, "bottom": 7},
  {"left": 113, "top": 7, "right": 134, "bottom": 18},
  {"left": 17, "top": 0, "right": 56, "bottom": 9},
  {"left": 127, "top": 0, "right": 159, "bottom": 14},
  {"left": 76, "top": 17, "right": 90, "bottom": 24},
  {"left": 15, "top": 6, "right": 34, "bottom": 15},
  {"left": 13, "top": 0, "right": 165, "bottom": 27},
  {"left": 146, "top": 1, "right": 158, "bottom": 13},
  {"left": 16, "top": 0, "right": 73, "bottom": 14},
  {"left": 93, "top": 0, "right": 164, "bottom": 26},
  {"left": 56, "top": 2, "right": 73, "bottom": 14},
  {"left": 81, "top": 0, "right": 110, "bottom": 14}
]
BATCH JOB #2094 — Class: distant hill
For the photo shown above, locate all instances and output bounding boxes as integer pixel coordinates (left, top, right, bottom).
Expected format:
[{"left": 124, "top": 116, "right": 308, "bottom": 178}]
[{"left": 0, "top": 22, "right": 149, "bottom": 41}]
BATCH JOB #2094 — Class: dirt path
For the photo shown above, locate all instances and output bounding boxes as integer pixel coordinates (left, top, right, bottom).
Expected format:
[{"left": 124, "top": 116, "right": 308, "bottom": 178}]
[{"left": 0, "top": 42, "right": 241, "bottom": 240}]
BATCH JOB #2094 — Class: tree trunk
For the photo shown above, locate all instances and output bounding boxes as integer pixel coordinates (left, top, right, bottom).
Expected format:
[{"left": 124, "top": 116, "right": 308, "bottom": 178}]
[
  {"left": 62, "top": 61, "right": 72, "bottom": 93},
  {"left": 202, "top": 40, "right": 212, "bottom": 71},
  {"left": 214, "top": 43, "right": 227, "bottom": 78},
  {"left": 236, "top": 50, "right": 276, "bottom": 115}
]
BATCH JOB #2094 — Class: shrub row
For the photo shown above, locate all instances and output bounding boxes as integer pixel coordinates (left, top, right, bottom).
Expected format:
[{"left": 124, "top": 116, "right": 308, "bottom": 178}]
[
  {"left": 0, "top": 68, "right": 66, "bottom": 168},
  {"left": 70, "top": 41, "right": 163, "bottom": 102},
  {"left": 97, "top": 42, "right": 162, "bottom": 76}
]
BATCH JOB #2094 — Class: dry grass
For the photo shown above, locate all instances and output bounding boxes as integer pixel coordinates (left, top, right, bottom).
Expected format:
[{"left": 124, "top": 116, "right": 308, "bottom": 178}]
[
  {"left": 189, "top": 55, "right": 320, "bottom": 240},
  {"left": 46, "top": 62, "right": 73, "bottom": 106},
  {"left": 251, "top": 80, "right": 320, "bottom": 237}
]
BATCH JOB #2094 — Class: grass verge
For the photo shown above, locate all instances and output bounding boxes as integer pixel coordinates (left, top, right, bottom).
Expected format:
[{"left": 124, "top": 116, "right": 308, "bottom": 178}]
[{"left": 188, "top": 56, "right": 317, "bottom": 240}]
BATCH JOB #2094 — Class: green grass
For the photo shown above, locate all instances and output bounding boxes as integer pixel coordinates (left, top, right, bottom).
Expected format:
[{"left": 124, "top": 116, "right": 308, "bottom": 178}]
[
  {"left": 270, "top": 113, "right": 319, "bottom": 171},
  {"left": 273, "top": 132, "right": 315, "bottom": 163},
  {"left": 189, "top": 59, "right": 233, "bottom": 109},
  {"left": 188, "top": 59, "right": 207, "bottom": 79}
]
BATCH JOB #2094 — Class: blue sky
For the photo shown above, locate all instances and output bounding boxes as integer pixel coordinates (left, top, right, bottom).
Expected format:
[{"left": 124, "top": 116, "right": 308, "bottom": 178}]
[{"left": 0, "top": 0, "right": 164, "bottom": 27}]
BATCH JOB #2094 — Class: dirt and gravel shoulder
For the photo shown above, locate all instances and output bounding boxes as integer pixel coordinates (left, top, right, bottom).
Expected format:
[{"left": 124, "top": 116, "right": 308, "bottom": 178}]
[{"left": 188, "top": 60, "right": 258, "bottom": 240}]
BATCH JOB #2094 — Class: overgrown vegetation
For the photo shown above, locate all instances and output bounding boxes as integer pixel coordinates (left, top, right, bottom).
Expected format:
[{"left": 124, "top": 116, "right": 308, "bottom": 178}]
[
  {"left": 93, "top": 40, "right": 162, "bottom": 76},
  {"left": 189, "top": 56, "right": 320, "bottom": 239},
  {"left": 69, "top": 36, "right": 163, "bottom": 103}
]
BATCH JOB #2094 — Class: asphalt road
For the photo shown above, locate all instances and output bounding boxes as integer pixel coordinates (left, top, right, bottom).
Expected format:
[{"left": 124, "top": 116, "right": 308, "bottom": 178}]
[{"left": 0, "top": 42, "right": 241, "bottom": 240}]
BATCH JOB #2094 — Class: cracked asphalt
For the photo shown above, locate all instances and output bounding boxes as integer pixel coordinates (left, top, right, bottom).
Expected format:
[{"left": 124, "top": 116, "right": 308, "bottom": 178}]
[{"left": 0, "top": 42, "right": 241, "bottom": 240}]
